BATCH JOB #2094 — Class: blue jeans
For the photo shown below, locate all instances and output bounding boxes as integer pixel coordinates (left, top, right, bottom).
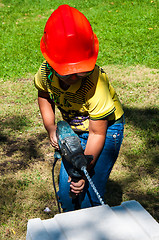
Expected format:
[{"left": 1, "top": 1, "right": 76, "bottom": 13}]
[{"left": 58, "top": 121, "right": 124, "bottom": 212}]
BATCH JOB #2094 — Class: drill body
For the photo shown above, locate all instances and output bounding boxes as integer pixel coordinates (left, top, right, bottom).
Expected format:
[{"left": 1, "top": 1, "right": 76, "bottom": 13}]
[{"left": 56, "top": 121, "right": 92, "bottom": 179}]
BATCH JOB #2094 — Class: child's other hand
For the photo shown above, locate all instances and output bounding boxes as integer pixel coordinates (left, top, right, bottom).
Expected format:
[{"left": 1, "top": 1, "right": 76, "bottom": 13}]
[{"left": 68, "top": 176, "right": 85, "bottom": 195}]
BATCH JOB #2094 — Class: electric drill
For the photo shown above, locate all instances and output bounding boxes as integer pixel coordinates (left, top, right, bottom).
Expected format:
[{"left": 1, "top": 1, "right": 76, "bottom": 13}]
[
  {"left": 55, "top": 120, "right": 104, "bottom": 205},
  {"left": 56, "top": 120, "right": 92, "bottom": 180}
]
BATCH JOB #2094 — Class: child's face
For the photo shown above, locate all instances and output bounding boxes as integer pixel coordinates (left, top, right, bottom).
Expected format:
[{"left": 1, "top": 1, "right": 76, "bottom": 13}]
[
  {"left": 59, "top": 74, "right": 80, "bottom": 85},
  {"left": 55, "top": 70, "right": 94, "bottom": 85}
]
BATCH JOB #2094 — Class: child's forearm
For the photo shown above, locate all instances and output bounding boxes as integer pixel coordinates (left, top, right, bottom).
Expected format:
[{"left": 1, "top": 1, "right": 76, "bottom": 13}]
[
  {"left": 38, "top": 91, "right": 56, "bottom": 132},
  {"left": 84, "top": 119, "right": 108, "bottom": 169},
  {"left": 38, "top": 91, "right": 59, "bottom": 148}
]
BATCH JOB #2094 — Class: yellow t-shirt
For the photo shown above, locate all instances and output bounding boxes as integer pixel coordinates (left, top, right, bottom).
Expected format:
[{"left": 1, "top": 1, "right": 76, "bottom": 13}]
[{"left": 34, "top": 61, "right": 124, "bottom": 132}]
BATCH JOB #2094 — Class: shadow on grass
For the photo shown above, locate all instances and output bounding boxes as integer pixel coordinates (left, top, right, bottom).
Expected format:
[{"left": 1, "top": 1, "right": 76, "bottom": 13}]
[
  {"left": 121, "top": 106, "right": 159, "bottom": 221},
  {"left": 123, "top": 106, "right": 159, "bottom": 173},
  {"left": 0, "top": 115, "right": 49, "bottom": 174},
  {"left": 0, "top": 133, "right": 49, "bottom": 174},
  {"left": 104, "top": 179, "right": 123, "bottom": 207}
]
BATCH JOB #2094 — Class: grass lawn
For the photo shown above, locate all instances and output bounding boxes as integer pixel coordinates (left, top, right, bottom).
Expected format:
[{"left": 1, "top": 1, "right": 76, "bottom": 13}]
[{"left": 0, "top": 0, "right": 159, "bottom": 239}]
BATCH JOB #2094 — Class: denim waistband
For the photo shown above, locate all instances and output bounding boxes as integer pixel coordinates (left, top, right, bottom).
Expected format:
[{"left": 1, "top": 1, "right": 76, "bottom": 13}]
[{"left": 108, "top": 115, "right": 125, "bottom": 127}]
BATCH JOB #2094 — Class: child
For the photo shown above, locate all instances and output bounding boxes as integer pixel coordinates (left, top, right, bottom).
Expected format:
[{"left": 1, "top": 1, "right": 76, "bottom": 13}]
[{"left": 34, "top": 4, "right": 124, "bottom": 211}]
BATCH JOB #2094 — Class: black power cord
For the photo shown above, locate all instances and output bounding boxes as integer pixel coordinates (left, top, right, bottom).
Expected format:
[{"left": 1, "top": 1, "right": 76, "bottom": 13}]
[{"left": 52, "top": 152, "right": 61, "bottom": 213}]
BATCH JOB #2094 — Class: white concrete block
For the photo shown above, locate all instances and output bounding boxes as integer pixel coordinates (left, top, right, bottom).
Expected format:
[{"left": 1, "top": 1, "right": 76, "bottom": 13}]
[
  {"left": 26, "top": 218, "right": 51, "bottom": 240},
  {"left": 121, "top": 201, "right": 159, "bottom": 240},
  {"left": 42, "top": 218, "right": 67, "bottom": 240},
  {"left": 26, "top": 201, "right": 159, "bottom": 240},
  {"left": 54, "top": 204, "right": 136, "bottom": 240}
]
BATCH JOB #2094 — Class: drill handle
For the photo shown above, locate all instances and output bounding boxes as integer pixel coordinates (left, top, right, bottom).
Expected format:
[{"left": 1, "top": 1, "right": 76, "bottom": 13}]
[
  {"left": 68, "top": 168, "right": 84, "bottom": 200},
  {"left": 69, "top": 176, "right": 82, "bottom": 200}
]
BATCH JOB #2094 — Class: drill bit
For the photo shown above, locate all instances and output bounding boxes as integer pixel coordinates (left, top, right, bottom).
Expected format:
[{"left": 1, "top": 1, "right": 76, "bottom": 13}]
[{"left": 81, "top": 166, "right": 105, "bottom": 205}]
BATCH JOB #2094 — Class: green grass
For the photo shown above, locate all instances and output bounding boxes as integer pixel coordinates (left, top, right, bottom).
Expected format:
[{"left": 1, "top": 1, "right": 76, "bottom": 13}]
[
  {"left": 0, "top": 0, "right": 158, "bottom": 80},
  {"left": 0, "top": 0, "right": 159, "bottom": 239}
]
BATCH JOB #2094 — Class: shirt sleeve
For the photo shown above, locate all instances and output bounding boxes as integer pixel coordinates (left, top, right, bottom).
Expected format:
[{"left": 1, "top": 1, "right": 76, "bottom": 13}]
[
  {"left": 85, "top": 70, "right": 116, "bottom": 120},
  {"left": 34, "top": 61, "right": 48, "bottom": 92}
]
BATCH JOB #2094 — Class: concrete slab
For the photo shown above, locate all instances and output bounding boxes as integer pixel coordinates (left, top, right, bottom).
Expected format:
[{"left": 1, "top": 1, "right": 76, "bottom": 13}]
[{"left": 26, "top": 201, "right": 159, "bottom": 240}]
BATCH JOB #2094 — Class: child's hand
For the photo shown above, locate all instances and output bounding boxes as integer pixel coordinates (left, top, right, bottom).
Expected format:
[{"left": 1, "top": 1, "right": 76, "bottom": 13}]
[
  {"left": 68, "top": 176, "right": 85, "bottom": 195},
  {"left": 49, "top": 126, "right": 59, "bottom": 149}
]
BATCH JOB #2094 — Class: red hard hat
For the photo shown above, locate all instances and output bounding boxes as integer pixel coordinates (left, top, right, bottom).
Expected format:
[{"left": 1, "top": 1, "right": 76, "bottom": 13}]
[{"left": 40, "top": 5, "right": 99, "bottom": 75}]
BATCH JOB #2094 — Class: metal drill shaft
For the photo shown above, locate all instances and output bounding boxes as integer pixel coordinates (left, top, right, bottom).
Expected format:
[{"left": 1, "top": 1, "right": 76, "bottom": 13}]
[{"left": 81, "top": 166, "right": 105, "bottom": 205}]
